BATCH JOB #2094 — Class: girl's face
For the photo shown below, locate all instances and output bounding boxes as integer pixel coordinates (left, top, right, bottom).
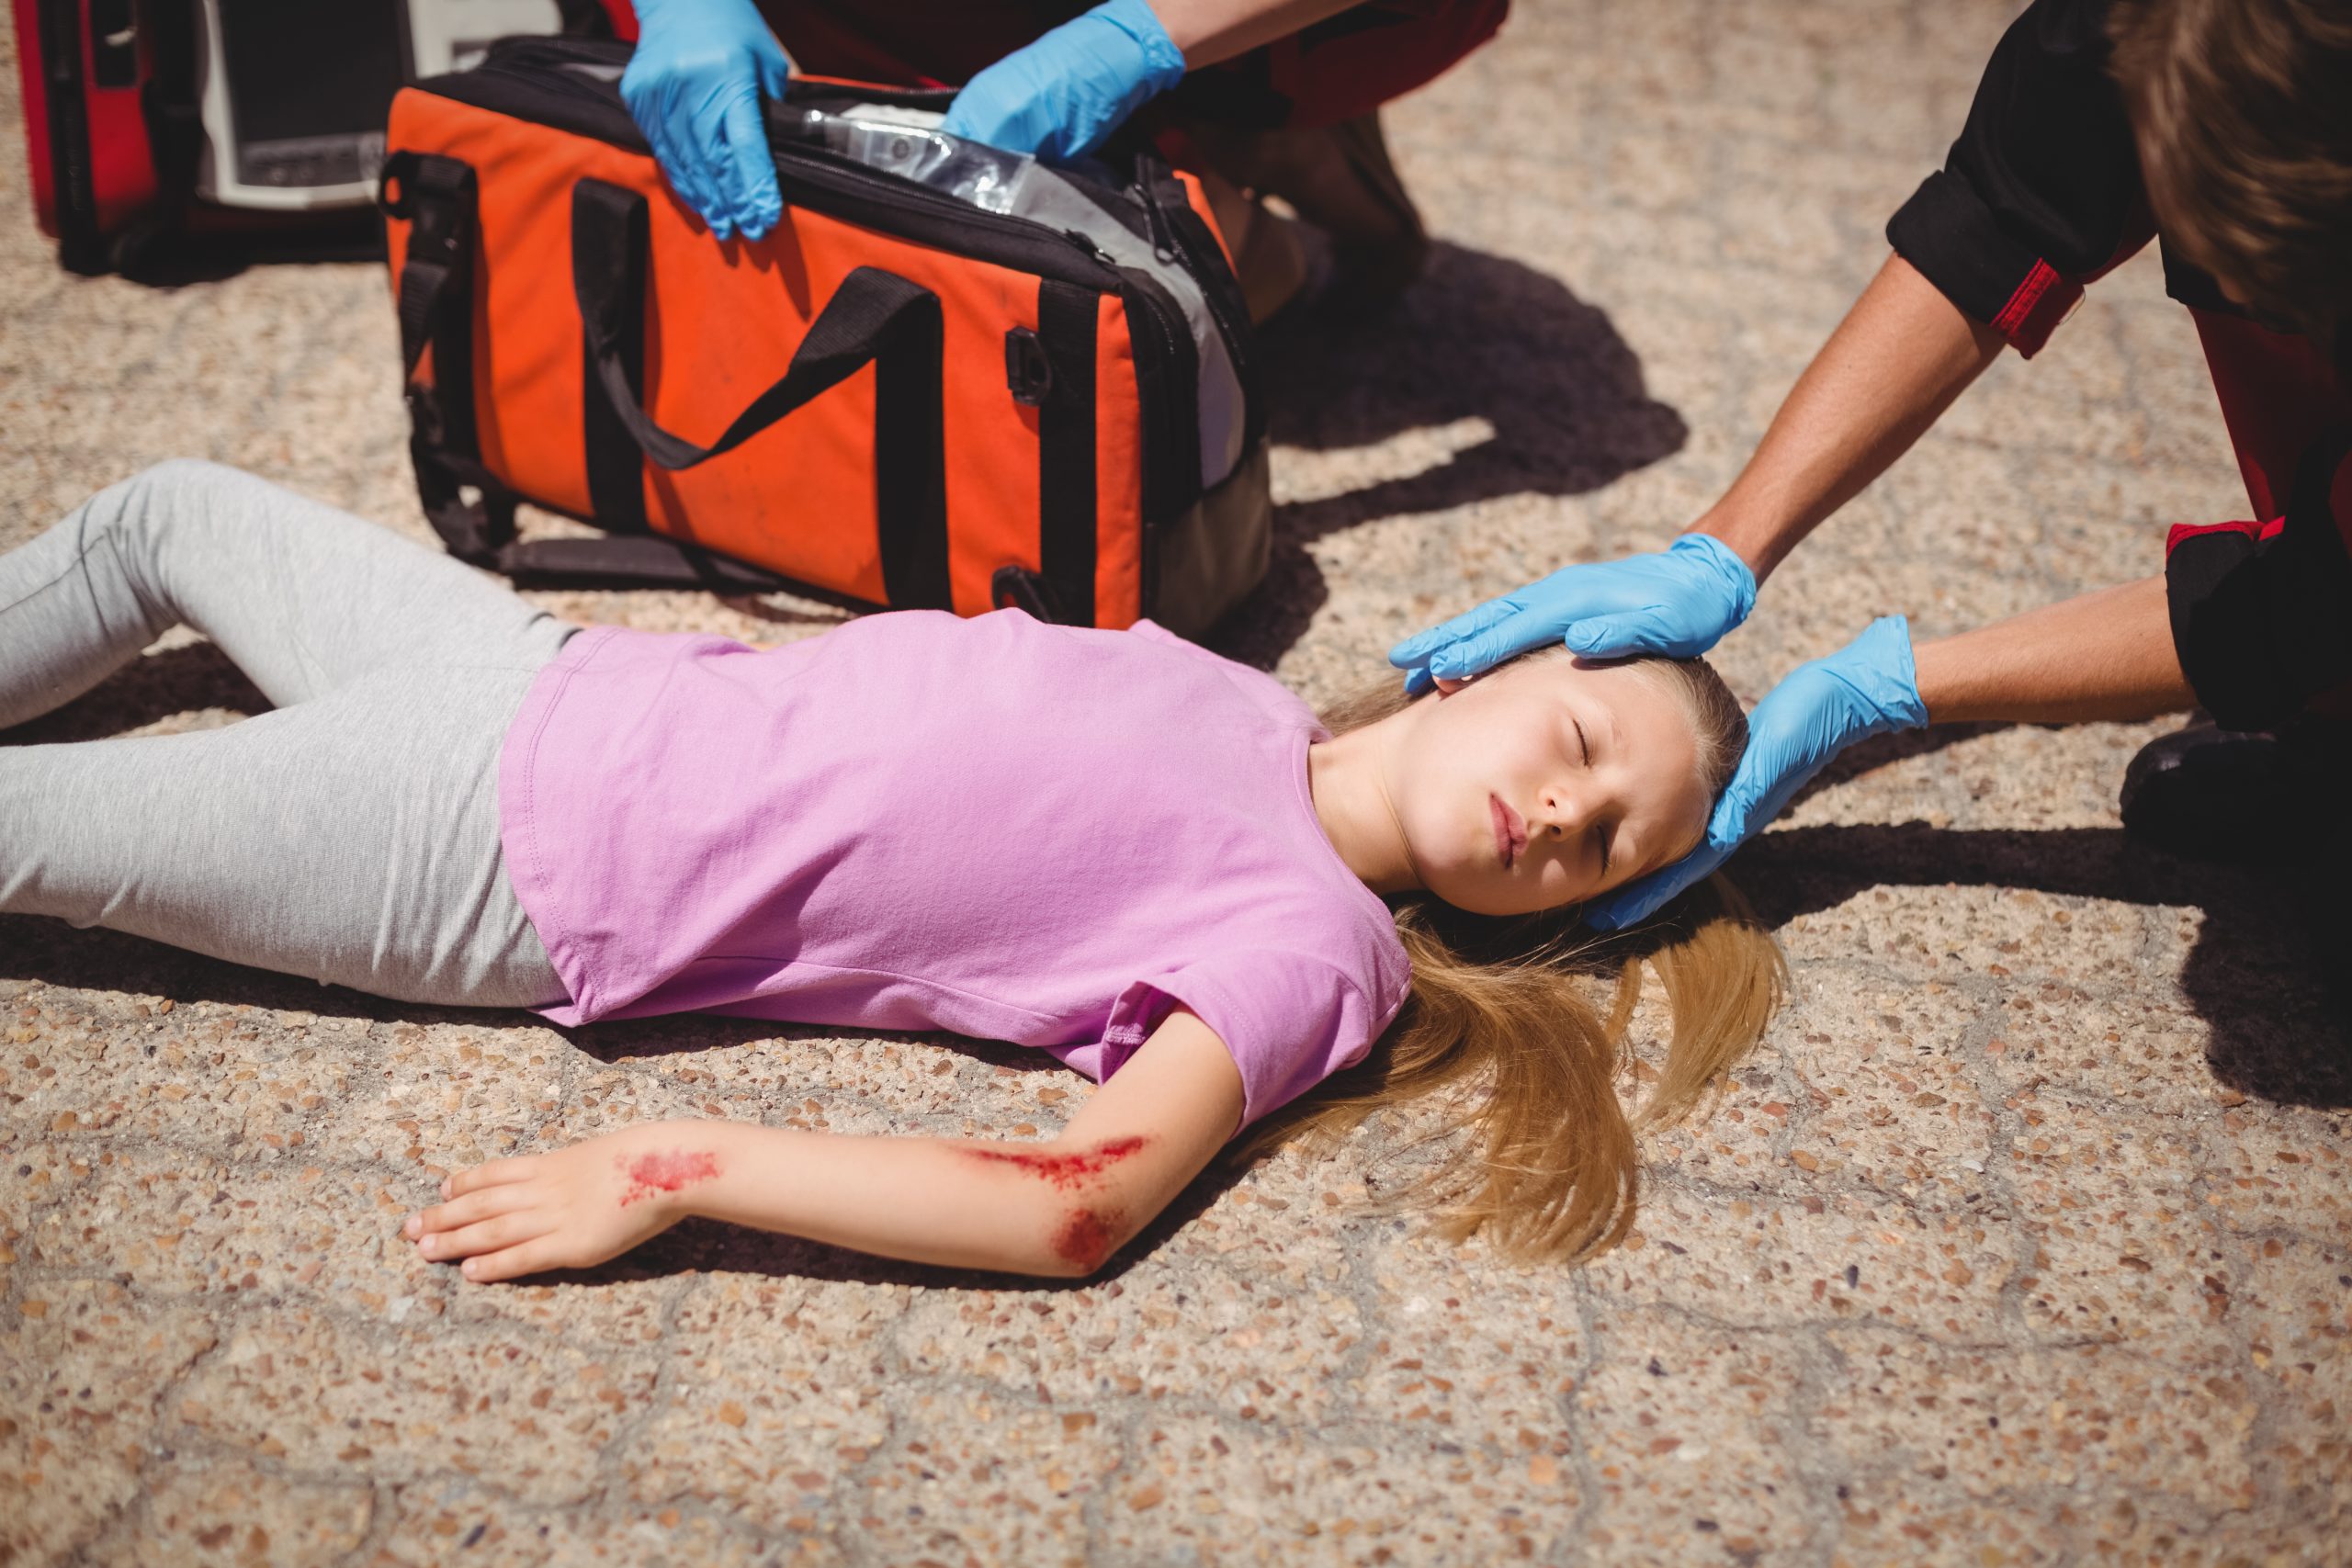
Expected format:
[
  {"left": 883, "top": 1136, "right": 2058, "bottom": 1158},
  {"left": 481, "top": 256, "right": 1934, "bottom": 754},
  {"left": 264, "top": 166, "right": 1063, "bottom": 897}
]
[{"left": 1385, "top": 656, "right": 1713, "bottom": 917}]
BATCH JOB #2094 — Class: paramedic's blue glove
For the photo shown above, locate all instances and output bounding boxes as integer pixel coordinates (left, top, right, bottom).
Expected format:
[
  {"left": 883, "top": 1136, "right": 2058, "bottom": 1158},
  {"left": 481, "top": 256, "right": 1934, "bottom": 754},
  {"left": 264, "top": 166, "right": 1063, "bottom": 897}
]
[
  {"left": 940, "top": 0, "right": 1189, "bottom": 163},
  {"left": 1584, "top": 616, "right": 1929, "bottom": 931},
  {"left": 1388, "top": 534, "right": 1758, "bottom": 696},
  {"left": 622, "top": 0, "right": 792, "bottom": 242}
]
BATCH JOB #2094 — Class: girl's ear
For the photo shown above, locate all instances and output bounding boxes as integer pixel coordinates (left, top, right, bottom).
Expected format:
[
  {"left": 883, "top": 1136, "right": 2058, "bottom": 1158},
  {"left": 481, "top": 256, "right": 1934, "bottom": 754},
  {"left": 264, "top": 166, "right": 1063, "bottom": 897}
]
[{"left": 1433, "top": 675, "right": 1469, "bottom": 694}]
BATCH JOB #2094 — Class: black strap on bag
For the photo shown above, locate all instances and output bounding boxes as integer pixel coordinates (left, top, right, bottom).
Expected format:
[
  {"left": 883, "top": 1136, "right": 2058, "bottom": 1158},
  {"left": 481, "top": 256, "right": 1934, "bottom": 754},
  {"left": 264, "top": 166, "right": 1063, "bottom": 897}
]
[
  {"left": 560, "top": 178, "right": 954, "bottom": 608},
  {"left": 381, "top": 151, "right": 517, "bottom": 565},
  {"left": 1033, "top": 280, "right": 1100, "bottom": 627},
  {"left": 382, "top": 164, "right": 954, "bottom": 603},
  {"left": 35, "top": 0, "right": 104, "bottom": 274}
]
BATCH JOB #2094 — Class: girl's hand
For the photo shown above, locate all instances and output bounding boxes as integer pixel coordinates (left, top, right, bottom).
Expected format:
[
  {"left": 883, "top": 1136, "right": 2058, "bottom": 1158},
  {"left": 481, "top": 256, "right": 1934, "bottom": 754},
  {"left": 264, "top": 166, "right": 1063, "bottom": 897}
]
[{"left": 403, "top": 1123, "right": 722, "bottom": 1283}]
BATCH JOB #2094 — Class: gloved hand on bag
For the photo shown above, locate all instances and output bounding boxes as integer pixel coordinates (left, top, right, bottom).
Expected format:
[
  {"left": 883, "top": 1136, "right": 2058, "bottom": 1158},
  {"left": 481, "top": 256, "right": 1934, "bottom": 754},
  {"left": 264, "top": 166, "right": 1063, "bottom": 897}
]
[
  {"left": 621, "top": 0, "right": 794, "bottom": 241},
  {"left": 1581, "top": 616, "right": 1929, "bottom": 930},
  {"left": 940, "top": 0, "right": 1189, "bottom": 163},
  {"left": 1388, "top": 533, "right": 1758, "bottom": 695}
]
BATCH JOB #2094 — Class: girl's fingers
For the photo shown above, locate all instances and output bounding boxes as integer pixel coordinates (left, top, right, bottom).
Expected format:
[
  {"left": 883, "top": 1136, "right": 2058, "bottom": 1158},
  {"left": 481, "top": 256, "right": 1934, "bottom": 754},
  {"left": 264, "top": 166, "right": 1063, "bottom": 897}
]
[
  {"left": 414, "top": 1210, "right": 550, "bottom": 1261},
  {"left": 407, "top": 1182, "right": 536, "bottom": 1240},
  {"left": 445, "top": 1156, "right": 540, "bottom": 1200},
  {"left": 459, "top": 1238, "right": 562, "bottom": 1284}
]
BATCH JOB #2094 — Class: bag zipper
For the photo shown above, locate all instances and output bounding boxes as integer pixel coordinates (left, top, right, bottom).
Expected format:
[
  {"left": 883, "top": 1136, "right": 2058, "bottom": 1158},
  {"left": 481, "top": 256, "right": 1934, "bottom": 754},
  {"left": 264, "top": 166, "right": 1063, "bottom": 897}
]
[
  {"left": 1140, "top": 169, "right": 1260, "bottom": 446},
  {"left": 1142, "top": 181, "right": 1250, "bottom": 383}
]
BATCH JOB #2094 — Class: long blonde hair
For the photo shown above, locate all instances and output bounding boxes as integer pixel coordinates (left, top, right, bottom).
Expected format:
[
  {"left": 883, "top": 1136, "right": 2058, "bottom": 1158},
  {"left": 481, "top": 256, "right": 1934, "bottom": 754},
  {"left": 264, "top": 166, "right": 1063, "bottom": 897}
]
[{"left": 1239, "top": 653, "right": 1786, "bottom": 1264}]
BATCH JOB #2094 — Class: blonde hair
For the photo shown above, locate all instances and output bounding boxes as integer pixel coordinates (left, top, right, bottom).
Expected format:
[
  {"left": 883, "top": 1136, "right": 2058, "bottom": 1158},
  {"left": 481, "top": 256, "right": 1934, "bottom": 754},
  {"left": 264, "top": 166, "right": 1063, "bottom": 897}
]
[{"left": 1238, "top": 652, "right": 1785, "bottom": 1263}]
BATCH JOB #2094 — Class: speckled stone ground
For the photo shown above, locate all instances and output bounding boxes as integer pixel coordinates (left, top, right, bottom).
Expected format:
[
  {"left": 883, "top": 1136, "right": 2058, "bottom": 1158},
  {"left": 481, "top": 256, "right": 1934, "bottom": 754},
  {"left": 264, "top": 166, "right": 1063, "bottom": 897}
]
[{"left": 3, "top": 3, "right": 2347, "bottom": 1564}]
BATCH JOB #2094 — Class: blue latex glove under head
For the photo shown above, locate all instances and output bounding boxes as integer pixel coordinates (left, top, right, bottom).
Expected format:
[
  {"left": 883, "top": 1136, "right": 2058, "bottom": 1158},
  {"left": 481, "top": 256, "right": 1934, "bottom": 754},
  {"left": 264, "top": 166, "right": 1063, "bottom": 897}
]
[
  {"left": 1582, "top": 616, "right": 1930, "bottom": 931},
  {"left": 940, "top": 0, "right": 1189, "bottom": 163},
  {"left": 1388, "top": 534, "right": 1758, "bottom": 695},
  {"left": 622, "top": 0, "right": 793, "bottom": 242}
]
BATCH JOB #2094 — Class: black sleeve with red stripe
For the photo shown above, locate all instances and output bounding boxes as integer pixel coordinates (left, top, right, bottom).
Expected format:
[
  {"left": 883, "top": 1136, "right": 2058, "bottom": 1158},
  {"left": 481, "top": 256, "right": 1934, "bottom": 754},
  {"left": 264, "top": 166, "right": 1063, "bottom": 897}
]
[
  {"left": 1884, "top": 0, "right": 2150, "bottom": 355},
  {"left": 2165, "top": 433, "right": 2352, "bottom": 730}
]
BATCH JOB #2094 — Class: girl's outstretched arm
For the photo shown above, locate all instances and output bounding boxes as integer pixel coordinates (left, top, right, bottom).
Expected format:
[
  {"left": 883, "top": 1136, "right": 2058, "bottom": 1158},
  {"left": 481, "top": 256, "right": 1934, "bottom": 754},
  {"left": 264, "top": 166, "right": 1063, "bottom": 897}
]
[{"left": 404, "top": 1009, "right": 1247, "bottom": 1281}]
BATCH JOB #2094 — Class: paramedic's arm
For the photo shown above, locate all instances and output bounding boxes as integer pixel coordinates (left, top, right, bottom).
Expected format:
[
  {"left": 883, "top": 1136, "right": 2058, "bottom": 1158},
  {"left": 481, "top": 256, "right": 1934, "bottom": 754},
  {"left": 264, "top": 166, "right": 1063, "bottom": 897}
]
[
  {"left": 1585, "top": 574, "right": 2192, "bottom": 929},
  {"left": 1396, "top": 254, "right": 2009, "bottom": 687},
  {"left": 1153, "top": 0, "right": 1367, "bottom": 65},
  {"left": 1913, "top": 574, "right": 2194, "bottom": 724},
  {"left": 1694, "top": 253, "right": 2007, "bottom": 581},
  {"left": 409, "top": 1009, "right": 1245, "bottom": 1280}
]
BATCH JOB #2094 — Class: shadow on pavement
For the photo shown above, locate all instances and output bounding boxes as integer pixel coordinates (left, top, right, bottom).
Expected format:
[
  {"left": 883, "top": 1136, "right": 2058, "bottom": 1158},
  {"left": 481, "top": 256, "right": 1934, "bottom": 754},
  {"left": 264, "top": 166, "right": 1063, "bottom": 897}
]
[
  {"left": 1731, "top": 822, "right": 2351, "bottom": 1110},
  {"left": 1208, "top": 240, "right": 1689, "bottom": 669}
]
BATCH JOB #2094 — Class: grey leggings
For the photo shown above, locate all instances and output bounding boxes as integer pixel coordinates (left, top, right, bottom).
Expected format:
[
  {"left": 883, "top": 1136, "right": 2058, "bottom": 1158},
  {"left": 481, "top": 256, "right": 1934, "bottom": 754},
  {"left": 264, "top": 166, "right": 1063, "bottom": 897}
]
[{"left": 0, "top": 460, "right": 572, "bottom": 1009}]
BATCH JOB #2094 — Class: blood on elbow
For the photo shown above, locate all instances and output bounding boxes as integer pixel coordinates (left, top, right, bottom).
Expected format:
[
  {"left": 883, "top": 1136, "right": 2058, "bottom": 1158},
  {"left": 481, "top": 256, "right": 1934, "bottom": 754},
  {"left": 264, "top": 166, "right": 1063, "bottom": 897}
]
[
  {"left": 1051, "top": 1203, "right": 1125, "bottom": 1273},
  {"left": 965, "top": 1135, "right": 1148, "bottom": 1189}
]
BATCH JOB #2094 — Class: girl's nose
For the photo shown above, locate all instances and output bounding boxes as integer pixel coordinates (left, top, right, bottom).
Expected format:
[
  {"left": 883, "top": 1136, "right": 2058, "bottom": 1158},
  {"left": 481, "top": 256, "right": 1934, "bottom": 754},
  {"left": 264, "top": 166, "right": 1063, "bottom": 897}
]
[{"left": 1538, "top": 785, "right": 1584, "bottom": 837}]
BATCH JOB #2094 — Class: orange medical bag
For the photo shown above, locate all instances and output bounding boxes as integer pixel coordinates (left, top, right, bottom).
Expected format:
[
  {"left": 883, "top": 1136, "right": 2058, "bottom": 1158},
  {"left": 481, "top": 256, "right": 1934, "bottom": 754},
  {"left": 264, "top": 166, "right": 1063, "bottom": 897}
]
[{"left": 380, "top": 37, "right": 1269, "bottom": 631}]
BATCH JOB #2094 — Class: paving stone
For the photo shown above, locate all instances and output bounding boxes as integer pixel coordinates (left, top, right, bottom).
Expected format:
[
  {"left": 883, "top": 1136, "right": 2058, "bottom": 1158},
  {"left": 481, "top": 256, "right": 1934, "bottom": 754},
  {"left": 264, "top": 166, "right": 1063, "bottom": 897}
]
[
  {"left": 1821, "top": 1327, "right": 2258, "bottom": 1511},
  {"left": 84, "top": 1454, "right": 374, "bottom": 1567},
  {"left": 0, "top": 1281, "right": 218, "bottom": 1565},
  {"left": 1573, "top": 1308, "right": 1823, "bottom": 1562},
  {"left": 170, "top": 1308, "right": 658, "bottom": 1504},
  {"left": 361, "top": 1483, "right": 808, "bottom": 1567},
  {"left": 1606, "top": 1190, "right": 2016, "bottom": 1335}
]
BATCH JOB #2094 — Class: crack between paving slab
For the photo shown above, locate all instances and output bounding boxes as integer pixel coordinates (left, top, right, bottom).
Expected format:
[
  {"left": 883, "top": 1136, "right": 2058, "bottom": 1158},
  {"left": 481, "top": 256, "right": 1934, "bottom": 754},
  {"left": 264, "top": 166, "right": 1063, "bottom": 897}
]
[
  {"left": 1548, "top": 1265, "right": 1606, "bottom": 1568},
  {"left": 586, "top": 1267, "right": 707, "bottom": 1513}
]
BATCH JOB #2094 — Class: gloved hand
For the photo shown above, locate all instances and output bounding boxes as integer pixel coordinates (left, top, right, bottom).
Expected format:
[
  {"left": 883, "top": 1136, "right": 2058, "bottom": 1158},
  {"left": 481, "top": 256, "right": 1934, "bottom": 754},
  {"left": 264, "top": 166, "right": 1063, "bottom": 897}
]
[
  {"left": 1583, "top": 616, "right": 1929, "bottom": 930},
  {"left": 939, "top": 0, "right": 1188, "bottom": 163},
  {"left": 1388, "top": 534, "right": 1758, "bottom": 695},
  {"left": 621, "top": 0, "right": 793, "bottom": 242}
]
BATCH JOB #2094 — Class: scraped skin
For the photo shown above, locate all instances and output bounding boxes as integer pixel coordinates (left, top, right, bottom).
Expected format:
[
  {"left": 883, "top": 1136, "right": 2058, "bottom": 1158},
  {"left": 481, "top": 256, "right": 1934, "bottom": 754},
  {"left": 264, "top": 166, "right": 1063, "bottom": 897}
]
[
  {"left": 404, "top": 1135, "right": 712, "bottom": 1279},
  {"left": 1312, "top": 655, "right": 1713, "bottom": 917},
  {"left": 616, "top": 1148, "right": 721, "bottom": 1207},
  {"left": 407, "top": 1010, "right": 1242, "bottom": 1280},
  {"left": 964, "top": 1136, "right": 1148, "bottom": 1189},
  {"left": 965, "top": 1135, "right": 1151, "bottom": 1270}
]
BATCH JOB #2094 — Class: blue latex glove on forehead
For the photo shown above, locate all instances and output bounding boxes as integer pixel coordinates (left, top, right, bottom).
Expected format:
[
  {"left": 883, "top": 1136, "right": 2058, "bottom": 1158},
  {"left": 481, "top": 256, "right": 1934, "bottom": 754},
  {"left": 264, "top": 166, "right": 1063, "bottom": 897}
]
[
  {"left": 1582, "top": 616, "right": 1929, "bottom": 931},
  {"left": 939, "top": 0, "right": 1189, "bottom": 163},
  {"left": 1388, "top": 534, "right": 1758, "bottom": 696},
  {"left": 622, "top": 0, "right": 793, "bottom": 242}
]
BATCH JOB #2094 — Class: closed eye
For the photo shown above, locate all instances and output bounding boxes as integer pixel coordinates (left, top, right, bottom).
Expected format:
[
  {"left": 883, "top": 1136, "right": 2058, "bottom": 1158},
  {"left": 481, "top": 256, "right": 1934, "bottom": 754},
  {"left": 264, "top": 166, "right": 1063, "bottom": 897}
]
[
  {"left": 1573, "top": 717, "right": 1591, "bottom": 767},
  {"left": 1596, "top": 821, "right": 1612, "bottom": 875}
]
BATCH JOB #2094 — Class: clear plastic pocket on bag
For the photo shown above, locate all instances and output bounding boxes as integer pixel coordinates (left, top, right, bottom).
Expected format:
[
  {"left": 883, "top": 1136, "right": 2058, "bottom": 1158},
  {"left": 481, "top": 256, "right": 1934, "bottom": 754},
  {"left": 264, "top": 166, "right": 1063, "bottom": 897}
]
[{"left": 782, "top": 107, "right": 1035, "bottom": 215}]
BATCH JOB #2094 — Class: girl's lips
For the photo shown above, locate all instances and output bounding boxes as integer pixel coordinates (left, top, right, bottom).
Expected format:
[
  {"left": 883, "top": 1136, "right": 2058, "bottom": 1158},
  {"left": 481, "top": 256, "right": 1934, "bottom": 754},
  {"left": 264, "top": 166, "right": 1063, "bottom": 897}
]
[{"left": 1490, "top": 794, "right": 1527, "bottom": 869}]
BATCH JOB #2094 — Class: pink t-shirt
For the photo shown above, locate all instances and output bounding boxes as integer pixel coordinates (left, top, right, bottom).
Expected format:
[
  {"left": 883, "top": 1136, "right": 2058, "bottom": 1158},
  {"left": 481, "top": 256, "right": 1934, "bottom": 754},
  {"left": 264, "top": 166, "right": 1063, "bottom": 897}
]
[{"left": 497, "top": 611, "right": 1410, "bottom": 1127}]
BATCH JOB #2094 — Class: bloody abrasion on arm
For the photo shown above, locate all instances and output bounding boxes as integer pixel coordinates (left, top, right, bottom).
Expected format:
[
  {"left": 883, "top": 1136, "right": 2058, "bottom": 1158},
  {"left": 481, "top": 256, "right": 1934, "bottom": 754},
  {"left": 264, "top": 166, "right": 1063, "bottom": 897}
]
[
  {"left": 616, "top": 1147, "right": 722, "bottom": 1207},
  {"left": 964, "top": 1136, "right": 1151, "bottom": 1272}
]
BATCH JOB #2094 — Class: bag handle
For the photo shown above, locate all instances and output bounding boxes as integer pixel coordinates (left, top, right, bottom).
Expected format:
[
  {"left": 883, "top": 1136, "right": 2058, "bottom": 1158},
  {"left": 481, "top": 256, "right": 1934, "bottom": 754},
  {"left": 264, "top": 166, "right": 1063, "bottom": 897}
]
[{"left": 571, "top": 179, "right": 953, "bottom": 609}]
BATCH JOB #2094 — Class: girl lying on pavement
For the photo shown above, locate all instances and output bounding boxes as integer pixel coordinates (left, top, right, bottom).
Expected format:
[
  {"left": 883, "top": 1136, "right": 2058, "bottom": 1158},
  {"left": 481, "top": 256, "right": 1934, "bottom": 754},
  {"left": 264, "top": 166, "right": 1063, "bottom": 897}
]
[{"left": 2, "top": 459, "right": 1781, "bottom": 1280}]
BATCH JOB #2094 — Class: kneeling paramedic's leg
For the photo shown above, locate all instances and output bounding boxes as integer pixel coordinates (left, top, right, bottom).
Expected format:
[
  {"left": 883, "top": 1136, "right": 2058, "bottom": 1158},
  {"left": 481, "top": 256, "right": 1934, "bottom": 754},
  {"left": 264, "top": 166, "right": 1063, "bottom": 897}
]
[
  {"left": 0, "top": 459, "right": 570, "bottom": 731},
  {"left": 1178, "top": 112, "right": 1429, "bottom": 319},
  {"left": 0, "top": 665, "right": 567, "bottom": 1010}
]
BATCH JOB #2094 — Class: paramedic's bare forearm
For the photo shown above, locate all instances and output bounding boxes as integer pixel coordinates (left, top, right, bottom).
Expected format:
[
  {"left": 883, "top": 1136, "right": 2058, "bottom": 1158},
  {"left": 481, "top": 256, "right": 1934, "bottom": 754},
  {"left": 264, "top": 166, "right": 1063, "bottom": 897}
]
[
  {"left": 1154, "top": 0, "right": 1364, "bottom": 67},
  {"left": 1913, "top": 576, "right": 2195, "bottom": 725},
  {"left": 1692, "top": 254, "right": 2007, "bottom": 581}
]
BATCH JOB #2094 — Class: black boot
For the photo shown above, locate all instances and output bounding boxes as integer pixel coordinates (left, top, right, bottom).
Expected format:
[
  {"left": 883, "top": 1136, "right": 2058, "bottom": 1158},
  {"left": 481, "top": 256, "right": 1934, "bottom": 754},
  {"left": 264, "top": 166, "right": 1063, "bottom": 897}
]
[{"left": 2118, "top": 722, "right": 2297, "bottom": 863}]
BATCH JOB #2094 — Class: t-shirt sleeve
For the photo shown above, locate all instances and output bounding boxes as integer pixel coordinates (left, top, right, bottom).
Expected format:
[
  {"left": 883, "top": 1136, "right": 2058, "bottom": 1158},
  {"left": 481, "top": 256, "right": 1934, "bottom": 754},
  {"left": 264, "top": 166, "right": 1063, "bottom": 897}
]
[
  {"left": 1101, "top": 950, "right": 1406, "bottom": 1130},
  {"left": 1884, "top": 0, "right": 2152, "bottom": 356}
]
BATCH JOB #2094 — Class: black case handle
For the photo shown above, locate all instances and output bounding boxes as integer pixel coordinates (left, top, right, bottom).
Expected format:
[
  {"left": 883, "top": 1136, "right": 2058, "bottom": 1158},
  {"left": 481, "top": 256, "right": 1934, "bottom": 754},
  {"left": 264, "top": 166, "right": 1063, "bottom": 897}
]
[{"left": 569, "top": 178, "right": 953, "bottom": 609}]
